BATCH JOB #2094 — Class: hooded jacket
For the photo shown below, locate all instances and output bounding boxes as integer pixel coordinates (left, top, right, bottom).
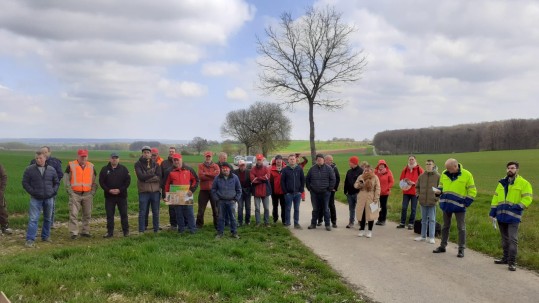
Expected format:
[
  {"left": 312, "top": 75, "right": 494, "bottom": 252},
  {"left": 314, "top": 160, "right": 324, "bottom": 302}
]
[
  {"left": 375, "top": 160, "right": 394, "bottom": 196},
  {"left": 438, "top": 164, "right": 476, "bottom": 213}
]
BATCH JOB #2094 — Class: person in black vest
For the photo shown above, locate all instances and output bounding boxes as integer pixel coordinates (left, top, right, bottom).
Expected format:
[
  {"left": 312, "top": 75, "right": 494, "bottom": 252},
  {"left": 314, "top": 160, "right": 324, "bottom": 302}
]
[{"left": 99, "top": 152, "right": 131, "bottom": 238}]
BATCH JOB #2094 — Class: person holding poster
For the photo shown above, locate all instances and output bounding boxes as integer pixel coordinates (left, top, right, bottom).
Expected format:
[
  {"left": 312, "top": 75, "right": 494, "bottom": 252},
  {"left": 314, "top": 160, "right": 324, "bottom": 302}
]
[{"left": 164, "top": 153, "right": 199, "bottom": 234}]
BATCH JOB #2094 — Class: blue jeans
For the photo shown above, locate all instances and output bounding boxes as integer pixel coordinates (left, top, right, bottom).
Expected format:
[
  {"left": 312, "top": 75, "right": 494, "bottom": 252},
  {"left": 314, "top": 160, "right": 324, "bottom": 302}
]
[
  {"left": 284, "top": 192, "right": 302, "bottom": 225},
  {"left": 254, "top": 196, "right": 270, "bottom": 224},
  {"left": 420, "top": 205, "right": 436, "bottom": 238},
  {"left": 26, "top": 197, "right": 53, "bottom": 241},
  {"left": 310, "top": 191, "right": 330, "bottom": 226},
  {"left": 217, "top": 200, "right": 238, "bottom": 234},
  {"left": 138, "top": 192, "right": 161, "bottom": 232},
  {"left": 237, "top": 190, "right": 251, "bottom": 225},
  {"left": 400, "top": 194, "right": 418, "bottom": 225},
  {"left": 174, "top": 205, "right": 196, "bottom": 233},
  {"left": 346, "top": 193, "right": 358, "bottom": 224}
]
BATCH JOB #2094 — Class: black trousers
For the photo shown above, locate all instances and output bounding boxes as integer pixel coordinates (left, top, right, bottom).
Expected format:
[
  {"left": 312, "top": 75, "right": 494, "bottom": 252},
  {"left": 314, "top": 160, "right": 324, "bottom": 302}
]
[
  {"left": 318, "top": 191, "right": 337, "bottom": 224},
  {"left": 378, "top": 195, "right": 389, "bottom": 222},
  {"left": 196, "top": 190, "right": 218, "bottom": 228},
  {"left": 169, "top": 205, "right": 177, "bottom": 227},
  {"left": 271, "top": 194, "right": 286, "bottom": 223},
  {"left": 105, "top": 196, "right": 129, "bottom": 235}
]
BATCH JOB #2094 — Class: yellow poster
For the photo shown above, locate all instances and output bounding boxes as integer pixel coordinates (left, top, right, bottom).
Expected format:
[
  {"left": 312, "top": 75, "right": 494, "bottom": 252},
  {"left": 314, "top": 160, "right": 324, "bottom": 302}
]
[{"left": 165, "top": 185, "right": 194, "bottom": 205}]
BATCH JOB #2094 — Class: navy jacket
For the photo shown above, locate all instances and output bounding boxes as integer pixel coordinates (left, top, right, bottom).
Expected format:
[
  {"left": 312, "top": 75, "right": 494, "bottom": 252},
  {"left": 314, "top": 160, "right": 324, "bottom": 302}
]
[
  {"left": 30, "top": 156, "right": 63, "bottom": 180},
  {"left": 22, "top": 164, "right": 60, "bottom": 199},
  {"left": 211, "top": 173, "right": 242, "bottom": 202},
  {"left": 306, "top": 164, "right": 336, "bottom": 193},
  {"left": 280, "top": 165, "right": 305, "bottom": 194}
]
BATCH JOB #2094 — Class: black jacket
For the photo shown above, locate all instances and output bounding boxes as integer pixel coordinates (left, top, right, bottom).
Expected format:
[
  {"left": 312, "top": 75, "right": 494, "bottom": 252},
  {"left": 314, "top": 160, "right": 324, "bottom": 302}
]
[
  {"left": 99, "top": 163, "right": 131, "bottom": 198},
  {"left": 306, "top": 164, "right": 336, "bottom": 193},
  {"left": 344, "top": 166, "right": 363, "bottom": 195},
  {"left": 330, "top": 163, "right": 340, "bottom": 191},
  {"left": 22, "top": 164, "right": 59, "bottom": 199},
  {"left": 232, "top": 168, "right": 251, "bottom": 194},
  {"left": 280, "top": 165, "right": 305, "bottom": 194}
]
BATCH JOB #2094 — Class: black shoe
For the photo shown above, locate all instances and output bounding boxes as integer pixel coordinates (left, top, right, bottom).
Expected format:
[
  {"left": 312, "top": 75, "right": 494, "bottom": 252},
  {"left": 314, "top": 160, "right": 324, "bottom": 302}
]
[
  {"left": 508, "top": 264, "right": 516, "bottom": 271},
  {"left": 317, "top": 222, "right": 322, "bottom": 227},
  {"left": 457, "top": 249, "right": 464, "bottom": 258},
  {"left": 332, "top": 223, "right": 337, "bottom": 228},
  {"left": 307, "top": 225, "right": 316, "bottom": 229},
  {"left": 433, "top": 246, "right": 446, "bottom": 253},
  {"left": 375, "top": 221, "right": 384, "bottom": 226},
  {"left": 325, "top": 226, "right": 331, "bottom": 231},
  {"left": 81, "top": 233, "right": 92, "bottom": 238},
  {"left": 396, "top": 224, "right": 405, "bottom": 229},
  {"left": 103, "top": 233, "right": 113, "bottom": 238},
  {"left": 494, "top": 258, "right": 508, "bottom": 264}
]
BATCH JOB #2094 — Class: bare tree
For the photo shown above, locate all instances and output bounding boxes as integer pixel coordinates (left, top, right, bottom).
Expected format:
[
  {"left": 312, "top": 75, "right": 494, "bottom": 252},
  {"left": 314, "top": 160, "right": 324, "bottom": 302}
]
[
  {"left": 257, "top": 6, "right": 367, "bottom": 161},
  {"left": 221, "top": 102, "right": 291, "bottom": 157},
  {"left": 189, "top": 137, "right": 208, "bottom": 155}
]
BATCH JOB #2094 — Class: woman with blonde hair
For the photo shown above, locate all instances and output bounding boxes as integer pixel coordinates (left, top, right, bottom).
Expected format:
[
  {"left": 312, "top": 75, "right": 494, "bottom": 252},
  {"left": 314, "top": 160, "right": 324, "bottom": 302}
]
[{"left": 354, "top": 163, "right": 381, "bottom": 238}]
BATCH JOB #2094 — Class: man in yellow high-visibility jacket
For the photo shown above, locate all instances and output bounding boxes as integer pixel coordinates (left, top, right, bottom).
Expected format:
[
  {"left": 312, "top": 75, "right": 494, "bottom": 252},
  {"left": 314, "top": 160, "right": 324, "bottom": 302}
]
[{"left": 490, "top": 161, "right": 533, "bottom": 271}]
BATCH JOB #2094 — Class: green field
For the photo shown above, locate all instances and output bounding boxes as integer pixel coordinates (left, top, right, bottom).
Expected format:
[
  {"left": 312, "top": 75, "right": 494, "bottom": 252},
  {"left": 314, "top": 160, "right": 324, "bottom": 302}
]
[{"left": 275, "top": 140, "right": 371, "bottom": 155}]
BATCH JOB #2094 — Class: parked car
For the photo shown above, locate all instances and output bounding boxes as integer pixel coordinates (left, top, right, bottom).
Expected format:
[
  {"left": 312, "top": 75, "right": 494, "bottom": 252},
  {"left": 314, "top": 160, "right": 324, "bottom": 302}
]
[
  {"left": 244, "top": 155, "right": 255, "bottom": 169},
  {"left": 233, "top": 155, "right": 244, "bottom": 166}
]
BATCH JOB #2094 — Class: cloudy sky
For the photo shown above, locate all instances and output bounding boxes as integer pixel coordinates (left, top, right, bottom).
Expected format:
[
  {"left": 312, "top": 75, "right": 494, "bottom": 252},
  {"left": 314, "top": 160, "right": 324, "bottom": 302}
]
[{"left": 1, "top": 0, "right": 538, "bottom": 141}]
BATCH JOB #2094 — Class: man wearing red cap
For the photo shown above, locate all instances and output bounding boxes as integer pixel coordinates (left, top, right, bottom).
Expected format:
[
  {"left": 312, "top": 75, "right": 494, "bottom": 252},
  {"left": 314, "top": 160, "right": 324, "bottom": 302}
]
[
  {"left": 251, "top": 154, "right": 271, "bottom": 226},
  {"left": 151, "top": 148, "right": 163, "bottom": 165},
  {"left": 161, "top": 146, "right": 178, "bottom": 230},
  {"left": 164, "top": 153, "right": 199, "bottom": 234},
  {"left": 344, "top": 156, "right": 363, "bottom": 228},
  {"left": 64, "top": 149, "right": 97, "bottom": 239},
  {"left": 196, "top": 151, "right": 220, "bottom": 229}
]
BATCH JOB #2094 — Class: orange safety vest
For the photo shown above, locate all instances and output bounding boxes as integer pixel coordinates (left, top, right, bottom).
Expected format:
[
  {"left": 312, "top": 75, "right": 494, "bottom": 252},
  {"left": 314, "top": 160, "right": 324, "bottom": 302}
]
[{"left": 69, "top": 160, "right": 94, "bottom": 192}]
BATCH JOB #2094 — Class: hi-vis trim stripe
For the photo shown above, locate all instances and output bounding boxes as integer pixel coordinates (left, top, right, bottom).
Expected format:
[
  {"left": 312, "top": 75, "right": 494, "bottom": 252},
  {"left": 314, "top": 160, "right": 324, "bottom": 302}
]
[
  {"left": 522, "top": 193, "right": 533, "bottom": 198},
  {"left": 440, "top": 199, "right": 465, "bottom": 208},
  {"left": 443, "top": 191, "right": 466, "bottom": 199},
  {"left": 496, "top": 210, "right": 522, "bottom": 219},
  {"left": 467, "top": 185, "right": 476, "bottom": 189}
]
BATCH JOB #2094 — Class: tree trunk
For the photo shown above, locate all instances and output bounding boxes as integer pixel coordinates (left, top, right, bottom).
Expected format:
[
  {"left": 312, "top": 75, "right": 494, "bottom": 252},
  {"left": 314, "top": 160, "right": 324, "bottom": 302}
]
[{"left": 308, "top": 100, "right": 316, "bottom": 163}]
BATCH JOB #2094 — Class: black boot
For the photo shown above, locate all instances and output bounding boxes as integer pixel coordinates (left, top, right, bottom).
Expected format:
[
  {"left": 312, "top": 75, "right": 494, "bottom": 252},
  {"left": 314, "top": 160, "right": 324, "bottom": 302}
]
[{"left": 457, "top": 248, "right": 464, "bottom": 258}]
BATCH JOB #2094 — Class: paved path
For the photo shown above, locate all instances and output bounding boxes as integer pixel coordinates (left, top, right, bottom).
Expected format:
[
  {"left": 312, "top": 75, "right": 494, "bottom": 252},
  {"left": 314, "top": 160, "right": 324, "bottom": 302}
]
[{"left": 290, "top": 193, "right": 539, "bottom": 303}]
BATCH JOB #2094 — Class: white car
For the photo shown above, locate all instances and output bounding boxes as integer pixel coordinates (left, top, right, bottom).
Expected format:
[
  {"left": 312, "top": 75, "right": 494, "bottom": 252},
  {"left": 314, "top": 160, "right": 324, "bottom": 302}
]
[{"left": 233, "top": 155, "right": 244, "bottom": 166}]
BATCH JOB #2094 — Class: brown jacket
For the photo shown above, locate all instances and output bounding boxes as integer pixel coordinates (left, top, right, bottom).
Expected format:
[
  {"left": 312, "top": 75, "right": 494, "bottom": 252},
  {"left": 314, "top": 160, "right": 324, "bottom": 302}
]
[
  {"left": 354, "top": 172, "right": 381, "bottom": 222},
  {"left": 416, "top": 171, "right": 441, "bottom": 207},
  {"left": 198, "top": 162, "right": 220, "bottom": 191}
]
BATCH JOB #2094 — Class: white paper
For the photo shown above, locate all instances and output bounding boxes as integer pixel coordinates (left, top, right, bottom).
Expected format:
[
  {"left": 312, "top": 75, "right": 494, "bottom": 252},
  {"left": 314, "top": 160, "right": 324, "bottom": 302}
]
[
  {"left": 492, "top": 218, "right": 497, "bottom": 230},
  {"left": 370, "top": 202, "right": 379, "bottom": 213}
]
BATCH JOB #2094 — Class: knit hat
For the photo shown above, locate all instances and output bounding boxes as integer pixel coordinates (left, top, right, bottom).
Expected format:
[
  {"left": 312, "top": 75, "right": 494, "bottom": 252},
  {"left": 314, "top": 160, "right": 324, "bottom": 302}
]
[{"left": 349, "top": 156, "right": 359, "bottom": 165}]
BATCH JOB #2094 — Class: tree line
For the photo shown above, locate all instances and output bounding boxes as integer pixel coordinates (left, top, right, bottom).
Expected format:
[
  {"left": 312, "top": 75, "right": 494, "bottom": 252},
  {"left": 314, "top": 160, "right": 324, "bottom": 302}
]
[{"left": 373, "top": 119, "right": 539, "bottom": 155}]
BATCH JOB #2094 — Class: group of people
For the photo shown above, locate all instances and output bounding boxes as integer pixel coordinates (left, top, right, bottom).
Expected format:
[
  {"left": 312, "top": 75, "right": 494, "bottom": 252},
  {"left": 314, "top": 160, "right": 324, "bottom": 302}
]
[{"left": 0, "top": 147, "right": 534, "bottom": 271}]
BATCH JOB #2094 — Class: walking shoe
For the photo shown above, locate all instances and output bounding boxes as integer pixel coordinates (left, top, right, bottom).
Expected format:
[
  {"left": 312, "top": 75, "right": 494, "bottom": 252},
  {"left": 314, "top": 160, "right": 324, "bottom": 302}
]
[
  {"left": 375, "top": 221, "right": 385, "bottom": 226},
  {"left": 346, "top": 223, "right": 353, "bottom": 229},
  {"left": 325, "top": 226, "right": 331, "bottom": 231},
  {"left": 428, "top": 238, "right": 436, "bottom": 244},
  {"left": 414, "top": 236, "right": 426, "bottom": 242},
  {"left": 231, "top": 234, "right": 240, "bottom": 239},
  {"left": 396, "top": 224, "right": 405, "bottom": 229},
  {"left": 1, "top": 227, "right": 13, "bottom": 235},
  {"left": 25, "top": 240, "right": 35, "bottom": 248},
  {"left": 103, "top": 233, "right": 113, "bottom": 238},
  {"left": 70, "top": 234, "right": 78, "bottom": 240},
  {"left": 307, "top": 225, "right": 316, "bottom": 229},
  {"left": 81, "top": 233, "right": 92, "bottom": 238},
  {"left": 332, "top": 223, "right": 338, "bottom": 228},
  {"left": 407, "top": 224, "right": 413, "bottom": 230},
  {"left": 433, "top": 246, "right": 446, "bottom": 253},
  {"left": 358, "top": 230, "right": 365, "bottom": 237},
  {"left": 366, "top": 231, "right": 372, "bottom": 238},
  {"left": 317, "top": 222, "right": 322, "bottom": 227},
  {"left": 508, "top": 264, "right": 517, "bottom": 271},
  {"left": 215, "top": 233, "right": 223, "bottom": 239},
  {"left": 457, "top": 249, "right": 465, "bottom": 258},
  {"left": 494, "top": 258, "right": 508, "bottom": 264},
  {"left": 42, "top": 238, "right": 52, "bottom": 242}
]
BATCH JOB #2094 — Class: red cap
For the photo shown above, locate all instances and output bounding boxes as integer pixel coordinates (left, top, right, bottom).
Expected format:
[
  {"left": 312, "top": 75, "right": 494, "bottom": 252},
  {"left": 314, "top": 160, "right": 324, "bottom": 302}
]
[
  {"left": 256, "top": 154, "right": 264, "bottom": 160},
  {"left": 172, "top": 153, "right": 182, "bottom": 160},
  {"left": 204, "top": 151, "right": 213, "bottom": 157},
  {"left": 77, "top": 149, "right": 88, "bottom": 157},
  {"left": 349, "top": 156, "right": 359, "bottom": 165},
  {"left": 151, "top": 148, "right": 159, "bottom": 154}
]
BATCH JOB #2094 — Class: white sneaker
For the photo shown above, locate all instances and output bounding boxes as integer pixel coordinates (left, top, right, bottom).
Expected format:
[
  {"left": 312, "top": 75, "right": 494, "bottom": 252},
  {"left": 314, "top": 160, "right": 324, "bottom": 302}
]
[
  {"left": 414, "top": 236, "right": 426, "bottom": 242},
  {"left": 428, "top": 238, "right": 435, "bottom": 244},
  {"left": 366, "top": 231, "right": 372, "bottom": 238},
  {"left": 358, "top": 230, "right": 365, "bottom": 237}
]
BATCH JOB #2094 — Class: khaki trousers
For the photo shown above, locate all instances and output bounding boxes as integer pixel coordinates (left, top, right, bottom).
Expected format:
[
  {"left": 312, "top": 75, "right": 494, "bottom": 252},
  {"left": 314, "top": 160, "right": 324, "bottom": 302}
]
[{"left": 68, "top": 192, "right": 93, "bottom": 235}]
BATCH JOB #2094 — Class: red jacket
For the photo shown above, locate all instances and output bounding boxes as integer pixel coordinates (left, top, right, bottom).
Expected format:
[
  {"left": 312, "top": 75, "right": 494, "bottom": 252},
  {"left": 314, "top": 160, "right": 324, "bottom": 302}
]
[
  {"left": 165, "top": 165, "right": 199, "bottom": 193},
  {"left": 270, "top": 163, "right": 286, "bottom": 195},
  {"left": 375, "top": 160, "right": 394, "bottom": 196},
  {"left": 198, "top": 162, "right": 220, "bottom": 191},
  {"left": 250, "top": 164, "right": 270, "bottom": 197},
  {"left": 399, "top": 165, "right": 423, "bottom": 195}
]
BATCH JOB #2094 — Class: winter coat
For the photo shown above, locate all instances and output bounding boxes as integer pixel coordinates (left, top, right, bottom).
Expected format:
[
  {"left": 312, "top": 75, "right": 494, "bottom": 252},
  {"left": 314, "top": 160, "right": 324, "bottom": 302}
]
[
  {"left": 270, "top": 164, "right": 286, "bottom": 195},
  {"left": 416, "top": 171, "right": 440, "bottom": 207},
  {"left": 164, "top": 165, "right": 199, "bottom": 193},
  {"left": 399, "top": 165, "right": 424, "bottom": 196},
  {"left": 438, "top": 164, "right": 476, "bottom": 213},
  {"left": 306, "top": 164, "right": 336, "bottom": 194},
  {"left": 198, "top": 162, "right": 220, "bottom": 191},
  {"left": 211, "top": 173, "right": 242, "bottom": 202},
  {"left": 99, "top": 163, "right": 131, "bottom": 198},
  {"left": 134, "top": 157, "right": 161, "bottom": 193},
  {"left": 354, "top": 172, "right": 381, "bottom": 222},
  {"left": 280, "top": 165, "right": 305, "bottom": 194},
  {"left": 250, "top": 164, "right": 271, "bottom": 197},
  {"left": 22, "top": 164, "right": 60, "bottom": 200},
  {"left": 344, "top": 165, "right": 363, "bottom": 195},
  {"left": 375, "top": 160, "right": 394, "bottom": 196}
]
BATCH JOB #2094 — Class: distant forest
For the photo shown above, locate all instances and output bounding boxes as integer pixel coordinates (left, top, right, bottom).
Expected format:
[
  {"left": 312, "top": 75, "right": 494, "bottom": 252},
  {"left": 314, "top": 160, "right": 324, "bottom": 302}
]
[{"left": 373, "top": 118, "right": 539, "bottom": 155}]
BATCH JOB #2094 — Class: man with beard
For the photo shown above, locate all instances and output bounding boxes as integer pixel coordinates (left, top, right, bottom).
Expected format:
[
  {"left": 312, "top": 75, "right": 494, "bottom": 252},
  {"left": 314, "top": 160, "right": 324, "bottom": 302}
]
[
  {"left": 490, "top": 161, "right": 533, "bottom": 271},
  {"left": 196, "top": 151, "right": 220, "bottom": 229},
  {"left": 212, "top": 163, "right": 241, "bottom": 239},
  {"left": 134, "top": 146, "right": 162, "bottom": 234}
]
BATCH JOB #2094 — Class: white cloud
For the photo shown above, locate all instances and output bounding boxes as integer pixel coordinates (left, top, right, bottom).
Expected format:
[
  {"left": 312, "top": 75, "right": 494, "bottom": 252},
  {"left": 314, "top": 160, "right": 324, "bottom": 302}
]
[
  {"left": 226, "top": 87, "right": 249, "bottom": 101},
  {"left": 202, "top": 61, "right": 241, "bottom": 76},
  {"left": 158, "top": 79, "right": 208, "bottom": 99}
]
